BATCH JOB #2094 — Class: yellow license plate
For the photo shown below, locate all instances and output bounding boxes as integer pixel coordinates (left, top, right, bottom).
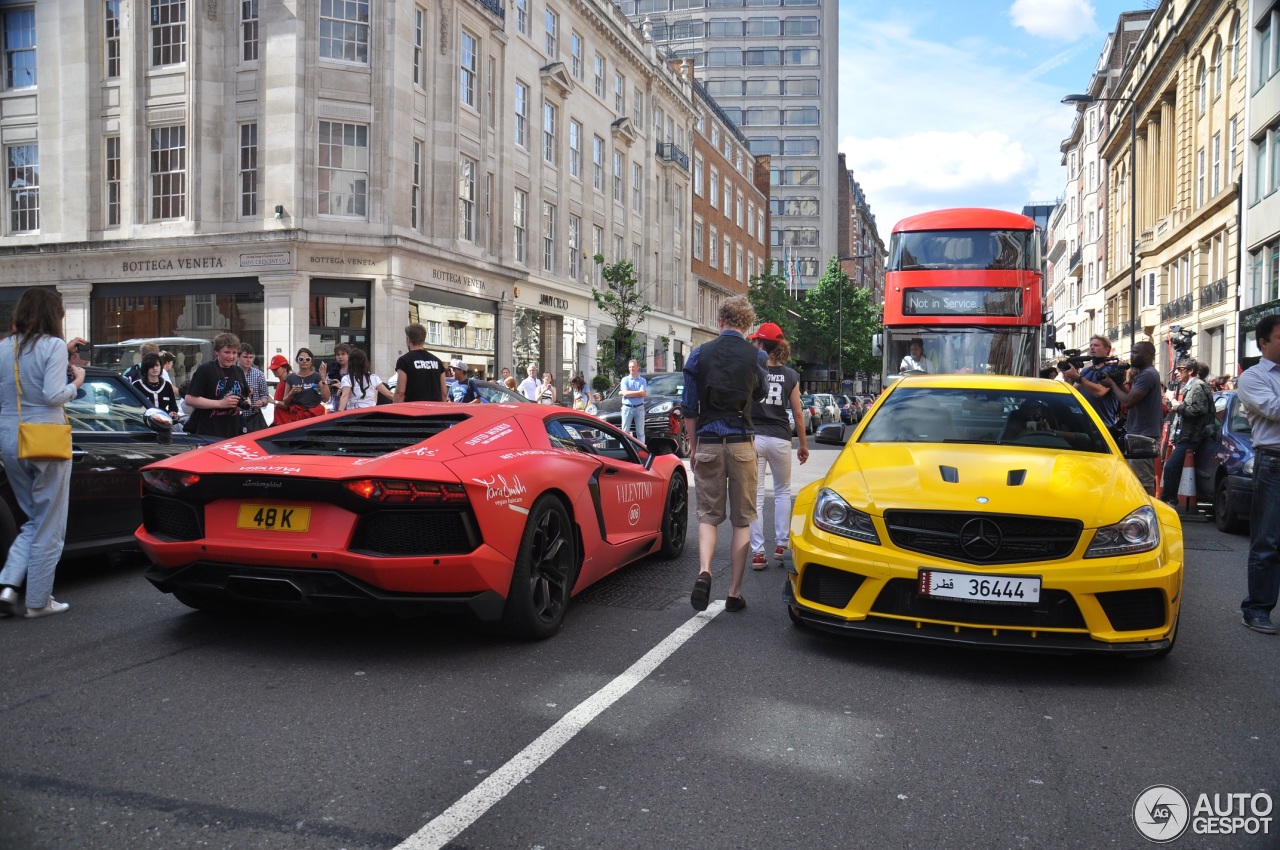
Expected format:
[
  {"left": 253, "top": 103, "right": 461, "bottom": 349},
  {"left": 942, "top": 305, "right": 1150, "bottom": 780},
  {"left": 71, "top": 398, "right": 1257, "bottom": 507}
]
[{"left": 236, "top": 504, "right": 311, "bottom": 533}]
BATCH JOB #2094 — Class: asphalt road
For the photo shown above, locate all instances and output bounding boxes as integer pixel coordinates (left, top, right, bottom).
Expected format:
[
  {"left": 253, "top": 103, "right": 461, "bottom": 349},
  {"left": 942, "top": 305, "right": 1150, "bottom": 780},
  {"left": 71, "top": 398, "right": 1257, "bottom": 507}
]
[{"left": 1, "top": 439, "right": 1277, "bottom": 850}]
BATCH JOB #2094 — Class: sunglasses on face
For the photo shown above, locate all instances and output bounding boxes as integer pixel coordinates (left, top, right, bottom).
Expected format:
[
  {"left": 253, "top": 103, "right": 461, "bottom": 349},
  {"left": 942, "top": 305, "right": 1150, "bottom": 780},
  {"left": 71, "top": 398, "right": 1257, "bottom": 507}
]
[{"left": 297, "top": 356, "right": 311, "bottom": 362}]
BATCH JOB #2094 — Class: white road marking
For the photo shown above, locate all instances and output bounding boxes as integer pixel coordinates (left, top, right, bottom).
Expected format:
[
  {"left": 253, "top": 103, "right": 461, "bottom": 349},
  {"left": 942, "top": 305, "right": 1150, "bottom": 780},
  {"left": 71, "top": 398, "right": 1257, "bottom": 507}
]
[{"left": 394, "top": 601, "right": 725, "bottom": 850}]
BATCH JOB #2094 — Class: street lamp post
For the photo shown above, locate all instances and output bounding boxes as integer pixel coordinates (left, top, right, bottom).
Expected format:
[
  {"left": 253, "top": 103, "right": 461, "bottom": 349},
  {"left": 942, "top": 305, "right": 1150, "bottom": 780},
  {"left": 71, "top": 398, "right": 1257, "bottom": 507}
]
[
  {"left": 836, "top": 254, "right": 872, "bottom": 391},
  {"left": 1061, "top": 92, "right": 1138, "bottom": 351}
]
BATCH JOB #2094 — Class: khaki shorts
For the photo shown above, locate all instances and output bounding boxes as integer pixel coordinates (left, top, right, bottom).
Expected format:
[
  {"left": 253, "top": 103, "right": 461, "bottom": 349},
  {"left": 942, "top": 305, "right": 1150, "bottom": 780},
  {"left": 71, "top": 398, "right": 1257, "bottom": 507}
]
[
  {"left": 693, "top": 440, "right": 758, "bottom": 526},
  {"left": 1128, "top": 456, "right": 1156, "bottom": 492}
]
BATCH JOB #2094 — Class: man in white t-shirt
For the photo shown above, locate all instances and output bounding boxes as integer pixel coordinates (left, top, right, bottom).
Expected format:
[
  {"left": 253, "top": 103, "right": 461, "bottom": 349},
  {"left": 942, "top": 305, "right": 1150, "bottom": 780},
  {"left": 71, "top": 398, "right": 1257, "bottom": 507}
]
[
  {"left": 900, "top": 339, "right": 930, "bottom": 373},
  {"left": 518, "top": 365, "right": 540, "bottom": 401}
]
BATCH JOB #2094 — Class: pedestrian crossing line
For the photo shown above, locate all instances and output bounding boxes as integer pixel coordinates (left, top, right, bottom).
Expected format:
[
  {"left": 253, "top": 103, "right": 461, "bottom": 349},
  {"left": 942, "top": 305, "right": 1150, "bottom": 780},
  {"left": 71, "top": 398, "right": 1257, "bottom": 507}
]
[{"left": 394, "top": 600, "right": 726, "bottom": 850}]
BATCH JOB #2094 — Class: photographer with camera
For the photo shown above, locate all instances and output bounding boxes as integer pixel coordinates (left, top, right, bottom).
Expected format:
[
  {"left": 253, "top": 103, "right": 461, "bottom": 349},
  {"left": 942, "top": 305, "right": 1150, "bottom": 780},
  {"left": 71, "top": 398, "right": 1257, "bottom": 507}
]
[
  {"left": 1100, "top": 340, "right": 1163, "bottom": 494},
  {"left": 1058, "top": 335, "right": 1122, "bottom": 429}
]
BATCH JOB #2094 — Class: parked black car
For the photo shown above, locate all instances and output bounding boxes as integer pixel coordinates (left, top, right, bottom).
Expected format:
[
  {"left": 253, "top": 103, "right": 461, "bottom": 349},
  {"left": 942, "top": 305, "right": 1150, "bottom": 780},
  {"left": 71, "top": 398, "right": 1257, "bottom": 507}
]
[
  {"left": 0, "top": 368, "right": 209, "bottom": 561},
  {"left": 587, "top": 372, "right": 690, "bottom": 457}
]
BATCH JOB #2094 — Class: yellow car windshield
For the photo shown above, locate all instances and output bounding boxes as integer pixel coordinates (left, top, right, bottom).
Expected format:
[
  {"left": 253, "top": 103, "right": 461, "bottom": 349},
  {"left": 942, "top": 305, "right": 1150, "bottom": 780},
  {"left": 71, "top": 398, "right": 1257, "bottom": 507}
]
[{"left": 858, "top": 387, "right": 1111, "bottom": 453}]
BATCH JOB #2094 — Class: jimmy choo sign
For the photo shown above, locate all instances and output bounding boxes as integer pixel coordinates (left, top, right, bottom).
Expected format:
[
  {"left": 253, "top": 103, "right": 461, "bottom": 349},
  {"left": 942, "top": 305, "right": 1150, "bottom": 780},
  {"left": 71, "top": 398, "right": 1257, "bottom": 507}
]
[{"left": 539, "top": 294, "right": 570, "bottom": 311}]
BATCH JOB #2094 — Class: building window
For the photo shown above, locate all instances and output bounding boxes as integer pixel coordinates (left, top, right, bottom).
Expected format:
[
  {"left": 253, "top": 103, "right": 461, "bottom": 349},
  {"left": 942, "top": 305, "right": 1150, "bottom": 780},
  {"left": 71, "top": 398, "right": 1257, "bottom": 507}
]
[
  {"left": 105, "top": 1, "right": 122, "bottom": 78},
  {"left": 105, "top": 136, "right": 121, "bottom": 227},
  {"left": 632, "top": 163, "right": 642, "bottom": 213},
  {"left": 570, "top": 31, "right": 583, "bottom": 78},
  {"left": 735, "top": 244, "right": 744, "bottom": 283},
  {"left": 150, "top": 0, "right": 186, "bottom": 67},
  {"left": 514, "top": 0, "right": 528, "bottom": 36},
  {"left": 458, "top": 156, "right": 476, "bottom": 242},
  {"left": 1212, "top": 132, "right": 1221, "bottom": 196},
  {"left": 319, "top": 0, "right": 369, "bottom": 64},
  {"left": 239, "top": 123, "right": 257, "bottom": 218},
  {"left": 693, "top": 218, "right": 703, "bottom": 260},
  {"left": 593, "top": 54, "right": 604, "bottom": 98},
  {"left": 486, "top": 55, "right": 496, "bottom": 127},
  {"left": 569, "top": 214, "right": 581, "bottom": 280},
  {"left": 149, "top": 126, "right": 186, "bottom": 220},
  {"left": 413, "top": 6, "right": 425, "bottom": 85},
  {"left": 708, "top": 225, "right": 718, "bottom": 268},
  {"left": 544, "top": 9, "right": 558, "bottom": 58},
  {"left": 1213, "top": 40, "right": 1223, "bottom": 98},
  {"left": 722, "top": 179, "right": 731, "bottom": 215},
  {"left": 459, "top": 30, "right": 477, "bottom": 108},
  {"left": 592, "top": 135, "right": 604, "bottom": 191},
  {"left": 317, "top": 121, "right": 368, "bottom": 218},
  {"left": 543, "top": 100, "right": 557, "bottom": 164},
  {"left": 709, "top": 168, "right": 719, "bottom": 208},
  {"left": 693, "top": 154, "right": 703, "bottom": 196},
  {"left": 513, "top": 189, "right": 528, "bottom": 264},
  {"left": 1229, "top": 116, "right": 1238, "bottom": 179},
  {"left": 569, "top": 119, "right": 582, "bottom": 178},
  {"left": 241, "top": 0, "right": 259, "bottom": 62},
  {"left": 411, "top": 140, "right": 423, "bottom": 232},
  {"left": 542, "top": 202, "right": 555, "bottom": 272},
  {"left": 722, "top": 235, "right": 731, "bottom": 272},
  {"left": 1196, "top": 61, "right": 1206, "bottom": 115},
  {"left": 736, "top": 191, "right": 744, "bottom": 227},
  {"left": 6, "top": 144, "right": 37, "bottom": 232},
  {"left": 592, "top": 225, "right": 603, "bottom": 285},
  {"left": 614, "top": 72, "right": 625, "bottom": 114},
  {"left": 633, "top": 90, "right": 643, "bottom": 130},
  {"left": 1260, "top": 11, "right": 1276, "bottom": 89},
  {"left": 613, "top": 150, "right": 624, "bottom": 204},
  {"left": 514, "top": 80, "right": 529, "bottom": 147}
]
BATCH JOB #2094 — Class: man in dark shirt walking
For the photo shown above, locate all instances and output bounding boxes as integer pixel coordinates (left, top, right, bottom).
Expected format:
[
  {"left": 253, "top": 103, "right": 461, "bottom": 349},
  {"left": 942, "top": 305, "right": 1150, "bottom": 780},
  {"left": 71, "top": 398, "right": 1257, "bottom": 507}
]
[
  {"left": 1102, "top": 340, "right": 1162, "bottom": 493},
  {"left": 393, "top": 323, "right": 446, "bottom": 403},
  {"left": 682, "top": 296, "right": 767, "bottom": 613}
]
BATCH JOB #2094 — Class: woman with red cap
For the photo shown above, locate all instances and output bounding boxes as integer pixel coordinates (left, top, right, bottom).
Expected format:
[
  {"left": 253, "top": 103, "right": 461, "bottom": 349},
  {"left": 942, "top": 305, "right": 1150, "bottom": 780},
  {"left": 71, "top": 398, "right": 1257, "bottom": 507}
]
[{"left": 747, "top": 322, "right": 808, "bottom": 569}]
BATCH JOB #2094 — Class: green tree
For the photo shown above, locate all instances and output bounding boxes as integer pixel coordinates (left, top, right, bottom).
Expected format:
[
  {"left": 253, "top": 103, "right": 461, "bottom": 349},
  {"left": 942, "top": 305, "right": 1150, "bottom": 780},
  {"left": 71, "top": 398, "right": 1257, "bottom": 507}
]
[
  {"left": 592, "top": 255, "right": 651, "bottom": 380},
  {"left": 794, "top": 257, "right": 882, "bottom": 385},
  {"left": 747, "top": 260, "right": 796, "bottom": 340}
]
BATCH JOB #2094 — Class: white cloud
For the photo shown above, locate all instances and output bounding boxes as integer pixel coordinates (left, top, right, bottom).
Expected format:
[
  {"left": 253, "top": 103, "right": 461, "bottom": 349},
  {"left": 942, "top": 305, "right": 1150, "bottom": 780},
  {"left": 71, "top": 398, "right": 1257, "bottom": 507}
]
[
  {"left": 837, "top": 12, "right": 1078, "bottom": 232},
  {"left": 1009, "top": 0, "right": 1098, "bottom": 42}
]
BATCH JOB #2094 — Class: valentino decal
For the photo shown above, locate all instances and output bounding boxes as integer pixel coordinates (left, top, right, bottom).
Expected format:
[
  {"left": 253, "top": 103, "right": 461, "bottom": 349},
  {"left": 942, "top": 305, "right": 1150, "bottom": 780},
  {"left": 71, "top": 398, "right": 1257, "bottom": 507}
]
[{"left": 616, "top": 481, "right": 653, "bottom": 502}]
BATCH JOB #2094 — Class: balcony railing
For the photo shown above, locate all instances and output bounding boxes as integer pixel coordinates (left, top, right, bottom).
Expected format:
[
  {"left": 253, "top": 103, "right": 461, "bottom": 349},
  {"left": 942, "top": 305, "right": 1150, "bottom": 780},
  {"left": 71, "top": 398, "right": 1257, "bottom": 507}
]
[
  {"left": 1121, "top": 320, "right": 1135, "bottom": 338},
  {"left": 1199, "top": 277, "right": 1228, "bottom": 310},
  {"left": 1159, "top": 293, "right": 1195, "bottom": 322},
  {"left": 1069, "top": 248, "right": 1082, "bottom": 273},
  {"left": 1106, "top": 325, "right": 1120, "bottom": 342},
  {"left": 467, "top": 0, "right": 505, "bottom": 19},
  {"left": 656, "top": 141, "right": 689, "bottom": 171}
]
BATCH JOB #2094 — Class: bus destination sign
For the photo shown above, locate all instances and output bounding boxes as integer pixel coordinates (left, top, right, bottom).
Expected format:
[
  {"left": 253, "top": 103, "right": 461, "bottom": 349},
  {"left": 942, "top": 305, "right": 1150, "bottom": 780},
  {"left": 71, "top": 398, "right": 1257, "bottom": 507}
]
[{"left": 902, "top": 288, "right": 1022, "bottom": 317}]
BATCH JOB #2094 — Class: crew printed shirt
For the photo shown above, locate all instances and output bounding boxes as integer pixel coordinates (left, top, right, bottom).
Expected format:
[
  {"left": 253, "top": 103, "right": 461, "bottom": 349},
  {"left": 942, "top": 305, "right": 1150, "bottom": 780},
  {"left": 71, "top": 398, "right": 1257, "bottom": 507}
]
[{"left": 396, "top": 349, "right": 445, "bottom": 402}]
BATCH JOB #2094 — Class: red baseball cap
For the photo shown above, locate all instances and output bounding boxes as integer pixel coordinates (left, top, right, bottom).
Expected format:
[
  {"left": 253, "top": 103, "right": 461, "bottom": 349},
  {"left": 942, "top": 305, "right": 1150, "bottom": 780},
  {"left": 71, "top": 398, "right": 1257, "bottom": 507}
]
[
  {"left": 267, "top": 354, "right": 289, "bottom": 370},
  {"left": 749, "top": 322, "right": 785, "bottom": 342}
]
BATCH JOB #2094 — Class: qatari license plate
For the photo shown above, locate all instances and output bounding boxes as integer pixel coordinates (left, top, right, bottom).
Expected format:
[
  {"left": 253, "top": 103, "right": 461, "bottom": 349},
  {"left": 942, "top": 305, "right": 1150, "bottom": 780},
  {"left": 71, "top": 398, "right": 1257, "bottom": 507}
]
[{"left": 918, "top": 569, "right": 1041, "bottom": 604}]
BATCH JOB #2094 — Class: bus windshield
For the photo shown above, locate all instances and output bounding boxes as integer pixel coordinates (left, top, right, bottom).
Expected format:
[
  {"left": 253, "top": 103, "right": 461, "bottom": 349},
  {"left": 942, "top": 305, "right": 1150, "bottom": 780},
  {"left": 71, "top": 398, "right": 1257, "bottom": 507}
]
[
  {"left": 890, "top": 229, "right": 1035, "bottom": 272},
  {"left": 886, "top": 328, "right": 1039, "bottom": 378}
]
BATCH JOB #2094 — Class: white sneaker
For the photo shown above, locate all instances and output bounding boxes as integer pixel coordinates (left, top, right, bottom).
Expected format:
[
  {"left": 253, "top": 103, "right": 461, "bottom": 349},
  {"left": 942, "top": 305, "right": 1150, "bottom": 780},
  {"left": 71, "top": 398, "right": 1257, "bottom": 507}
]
[
  {"left": 25, "top": 598, "right": 69, "bottom": 619},
  {"left": 0, "top": 586, "right": 19, "bottom": 617}
]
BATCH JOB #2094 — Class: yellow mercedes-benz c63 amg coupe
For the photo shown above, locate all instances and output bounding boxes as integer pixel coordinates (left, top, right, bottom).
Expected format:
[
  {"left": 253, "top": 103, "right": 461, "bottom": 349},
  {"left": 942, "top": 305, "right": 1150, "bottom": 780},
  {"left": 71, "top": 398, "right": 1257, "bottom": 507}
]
[{"left": 788, "top": 375, "right": 1182, "bottom": 658}]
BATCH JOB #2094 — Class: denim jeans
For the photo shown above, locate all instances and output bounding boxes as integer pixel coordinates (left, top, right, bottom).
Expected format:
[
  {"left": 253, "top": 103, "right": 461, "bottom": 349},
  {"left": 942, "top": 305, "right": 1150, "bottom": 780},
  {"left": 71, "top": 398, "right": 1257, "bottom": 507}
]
[
  {"left": 1159, "top": 440, "right": 1202, "bottom": 503},
  {"left": 0, "top": 425, "right": 73, "bottom": 609},
  {"left": 621, "top": 404, "right": 645, "bottom": 443},
  {"left": 1243, "top": 451, "right": 1280, "bottom": 618},
  {"left": 749, "top": 435, "right": 793, "bottom": 554}
]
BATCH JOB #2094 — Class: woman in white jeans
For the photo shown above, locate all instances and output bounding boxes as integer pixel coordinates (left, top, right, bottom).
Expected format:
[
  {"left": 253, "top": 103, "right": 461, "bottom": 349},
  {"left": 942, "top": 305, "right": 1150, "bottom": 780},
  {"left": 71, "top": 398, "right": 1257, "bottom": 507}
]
[
  {"left": 0, "top": 289, "right": 86, "bottom": 619},
  {"left": 746, "top": 323, "right": 809, "bottom": 569}
]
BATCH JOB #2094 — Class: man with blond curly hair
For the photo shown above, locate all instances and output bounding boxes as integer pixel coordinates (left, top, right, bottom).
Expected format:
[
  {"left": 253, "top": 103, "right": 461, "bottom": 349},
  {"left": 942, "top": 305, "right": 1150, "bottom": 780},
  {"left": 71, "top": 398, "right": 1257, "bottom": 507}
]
[{"left": 681, "top": 296, "right": 767, "bottom": 613}]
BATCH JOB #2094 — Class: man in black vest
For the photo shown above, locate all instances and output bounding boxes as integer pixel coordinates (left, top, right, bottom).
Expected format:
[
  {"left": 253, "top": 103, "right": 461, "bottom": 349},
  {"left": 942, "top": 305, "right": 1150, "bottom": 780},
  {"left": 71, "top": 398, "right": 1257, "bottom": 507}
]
[{"left": 682, "top": 296, "right": 768, "bottom": 613}]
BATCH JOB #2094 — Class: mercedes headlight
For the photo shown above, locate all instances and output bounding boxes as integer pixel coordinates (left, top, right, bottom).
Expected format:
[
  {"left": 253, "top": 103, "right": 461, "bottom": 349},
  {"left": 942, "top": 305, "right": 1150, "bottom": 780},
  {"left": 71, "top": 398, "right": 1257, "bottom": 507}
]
[
  {"left": 649, "top": 401, "right": 675, "bottom": 414},
  {"left": 812, "top": 488, "right": 880, "bottom": 544},
  {"left": 1084, "top": 505, "right": 1160, "bottom": 558},
  {"left": 586, "top": 403, "right": 598, "bottom": 415}
]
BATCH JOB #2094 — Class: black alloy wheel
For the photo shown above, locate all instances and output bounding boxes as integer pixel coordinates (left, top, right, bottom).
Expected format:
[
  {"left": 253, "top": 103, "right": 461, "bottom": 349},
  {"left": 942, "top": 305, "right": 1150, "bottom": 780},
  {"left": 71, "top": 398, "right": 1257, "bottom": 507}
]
[
  {"left": 657, "top": 471, "right": 688, "bottom": 559},
  {"left": 1213, "top": 477, "right": 1244, "bottom": 534},
  {"left": 503, "top": 496, "right": 577, "bottom": 639}
]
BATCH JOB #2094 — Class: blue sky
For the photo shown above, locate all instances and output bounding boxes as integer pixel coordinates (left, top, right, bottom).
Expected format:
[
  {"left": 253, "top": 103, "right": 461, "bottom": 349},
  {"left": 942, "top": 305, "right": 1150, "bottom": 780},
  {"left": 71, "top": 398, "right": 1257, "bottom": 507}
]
[{"left": 838, "top": 0, "right": 1155, "bottom": 235}]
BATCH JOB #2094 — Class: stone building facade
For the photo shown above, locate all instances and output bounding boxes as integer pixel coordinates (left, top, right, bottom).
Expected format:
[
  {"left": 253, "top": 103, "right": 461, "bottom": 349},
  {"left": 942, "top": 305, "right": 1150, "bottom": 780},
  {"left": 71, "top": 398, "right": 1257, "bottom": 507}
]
[{"left": 0, "top": 0, "right": 699, "bottom": 386}]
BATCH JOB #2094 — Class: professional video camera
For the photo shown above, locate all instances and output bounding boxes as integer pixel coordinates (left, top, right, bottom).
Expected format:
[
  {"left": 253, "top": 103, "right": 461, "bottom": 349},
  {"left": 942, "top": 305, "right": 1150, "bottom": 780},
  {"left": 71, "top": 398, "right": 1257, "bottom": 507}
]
[
  {"left": 1169, "top": 325, "right": 1196, "bottom": 357},
  {"left": 1056, "top": 348, "right": 1130, "bottom": 382}
]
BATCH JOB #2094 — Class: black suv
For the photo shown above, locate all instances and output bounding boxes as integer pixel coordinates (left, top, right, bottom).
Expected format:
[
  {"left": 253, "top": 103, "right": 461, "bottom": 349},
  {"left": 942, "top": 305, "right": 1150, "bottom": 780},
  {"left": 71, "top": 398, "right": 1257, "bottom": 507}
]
[{"left": 587, "top": 372, "right": 690, "bottom": 457}]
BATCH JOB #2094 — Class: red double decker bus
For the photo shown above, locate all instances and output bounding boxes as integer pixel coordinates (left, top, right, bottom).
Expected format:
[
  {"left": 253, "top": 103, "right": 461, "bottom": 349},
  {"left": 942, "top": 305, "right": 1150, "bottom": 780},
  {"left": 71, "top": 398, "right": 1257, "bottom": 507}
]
[{"left": 877, "top": 208, "right": 1044, "bottom": 385}]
